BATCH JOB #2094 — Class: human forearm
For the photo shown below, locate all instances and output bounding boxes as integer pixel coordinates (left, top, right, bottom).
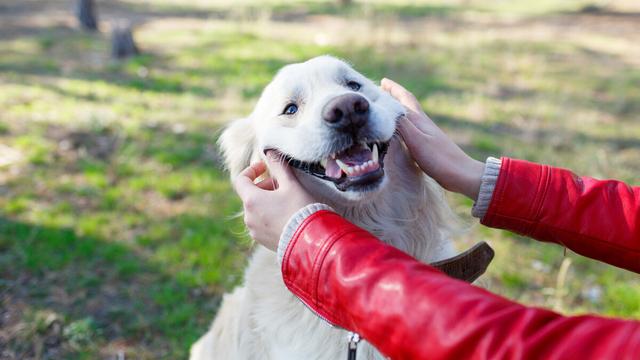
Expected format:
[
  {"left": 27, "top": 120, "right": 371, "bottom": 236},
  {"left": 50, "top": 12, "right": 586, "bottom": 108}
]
[
  {"left": 440, "top": 152, "right": 485, "bottom": 200},
  {"left": 482, "top": 157, "right": 640, "bottom": 273},
  {"left": 281, "top": 211, "right": 640, "bottom": 359}
]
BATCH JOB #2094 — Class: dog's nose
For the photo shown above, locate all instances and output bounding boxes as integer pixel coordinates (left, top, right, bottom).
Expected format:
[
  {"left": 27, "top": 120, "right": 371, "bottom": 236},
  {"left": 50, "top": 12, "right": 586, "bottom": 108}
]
[{"left": 322, "top": 93, "right": 370, "bottom": 133}]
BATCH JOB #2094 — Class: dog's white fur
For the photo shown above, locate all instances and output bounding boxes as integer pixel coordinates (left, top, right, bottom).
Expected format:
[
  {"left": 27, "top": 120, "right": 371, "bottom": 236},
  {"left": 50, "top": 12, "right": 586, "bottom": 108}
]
[{"left": 190, "top": 56, "right": 457, "bottom": 359}]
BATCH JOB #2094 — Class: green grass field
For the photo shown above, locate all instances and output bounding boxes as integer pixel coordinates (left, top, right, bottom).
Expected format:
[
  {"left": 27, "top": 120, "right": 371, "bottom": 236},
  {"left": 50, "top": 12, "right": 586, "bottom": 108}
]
[{"left": 1, "top": 0, "right": 639, "bottom": 358}]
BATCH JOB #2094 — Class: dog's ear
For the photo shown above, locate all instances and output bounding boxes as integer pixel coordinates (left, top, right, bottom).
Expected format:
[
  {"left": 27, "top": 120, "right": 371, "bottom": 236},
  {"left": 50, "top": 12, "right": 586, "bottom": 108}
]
[{"left": 218, "top": 117, "right": 256, "bottom": 177}]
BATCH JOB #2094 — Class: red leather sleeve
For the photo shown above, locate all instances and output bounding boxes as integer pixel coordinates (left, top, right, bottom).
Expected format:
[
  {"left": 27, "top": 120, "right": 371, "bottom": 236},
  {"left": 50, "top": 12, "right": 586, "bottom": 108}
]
[
  {"left": 482, "top": 157, "right": 640, "bottom": 273},
  {"left": 282, "top": 211, "right": 640, "bottom": 360}
]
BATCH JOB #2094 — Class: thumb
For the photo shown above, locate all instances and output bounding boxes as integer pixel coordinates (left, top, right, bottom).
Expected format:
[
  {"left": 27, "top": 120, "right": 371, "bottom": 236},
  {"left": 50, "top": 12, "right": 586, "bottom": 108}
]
[{"left": 265, "top": 151, "right": 298, "bottom": 187}]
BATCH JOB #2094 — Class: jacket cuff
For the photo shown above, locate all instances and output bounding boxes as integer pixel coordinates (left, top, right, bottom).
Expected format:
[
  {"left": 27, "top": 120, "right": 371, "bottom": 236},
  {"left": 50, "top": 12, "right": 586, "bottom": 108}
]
[
  {"left": 277, "top": 203, "right": 335, "bottom": 264},
  {"left": 481, "top": 157, "right": 551, "bottom": 236},
  {"left": 471, "top": 157, "right": 502, "bottom": 219}
]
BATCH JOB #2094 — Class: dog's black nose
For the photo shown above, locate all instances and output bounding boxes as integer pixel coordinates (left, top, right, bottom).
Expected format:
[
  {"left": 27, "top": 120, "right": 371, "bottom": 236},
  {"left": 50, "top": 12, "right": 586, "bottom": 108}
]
[{"left": 322, "top": 93, "right": 370, "bottom": 133}]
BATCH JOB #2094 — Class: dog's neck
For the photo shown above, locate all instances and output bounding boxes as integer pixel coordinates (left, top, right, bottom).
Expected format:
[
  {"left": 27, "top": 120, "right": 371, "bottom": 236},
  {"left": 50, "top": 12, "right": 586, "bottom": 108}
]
[{"left": 321, "top": 140, "right": 455, "bottom": 263}]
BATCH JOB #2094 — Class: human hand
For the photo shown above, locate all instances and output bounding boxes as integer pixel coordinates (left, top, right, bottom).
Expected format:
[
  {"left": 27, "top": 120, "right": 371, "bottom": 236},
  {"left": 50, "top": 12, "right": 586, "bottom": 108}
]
[
  {"left": 233, "top": 152, "right": 315, "bottom": 251},
  {"left": 381, "top": 78, "right": 485, "bottom": 200}
]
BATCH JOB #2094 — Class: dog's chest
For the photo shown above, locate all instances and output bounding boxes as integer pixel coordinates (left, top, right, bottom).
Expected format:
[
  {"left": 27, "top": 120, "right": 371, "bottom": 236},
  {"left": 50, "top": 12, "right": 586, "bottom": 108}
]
[{"left": 247, "top": 248, "right": 388, "bottom": 360}]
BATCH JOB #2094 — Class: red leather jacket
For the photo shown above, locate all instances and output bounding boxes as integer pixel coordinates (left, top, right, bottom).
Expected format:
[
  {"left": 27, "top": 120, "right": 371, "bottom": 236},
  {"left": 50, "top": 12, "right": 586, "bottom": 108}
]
[{"left": 281, "top": 157, "right": 640, "bottom": 359}]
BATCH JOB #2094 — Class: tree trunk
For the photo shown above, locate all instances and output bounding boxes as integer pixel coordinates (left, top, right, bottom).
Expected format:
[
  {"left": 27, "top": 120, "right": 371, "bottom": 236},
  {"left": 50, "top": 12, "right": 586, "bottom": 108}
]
[
  {"left": 76, "top": 0, "right": 98, "bottom": 31},
  {"left": 111, "top": 22, "right": 139, "bottom": 59}
]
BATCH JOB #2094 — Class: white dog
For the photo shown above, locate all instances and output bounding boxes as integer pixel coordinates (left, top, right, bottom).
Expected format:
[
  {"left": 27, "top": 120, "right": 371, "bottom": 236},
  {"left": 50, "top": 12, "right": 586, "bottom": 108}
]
[{"left": 190, "top": 56, "right": 459, "bottom": 360}]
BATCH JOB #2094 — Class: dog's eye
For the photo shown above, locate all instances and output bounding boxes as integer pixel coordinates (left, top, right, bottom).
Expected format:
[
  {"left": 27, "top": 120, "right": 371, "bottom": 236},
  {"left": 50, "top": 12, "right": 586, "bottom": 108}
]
[
  {"left": 282, "top": 103, "right": 298, "bottom": 115},
  {"left": 346, "top": 81, "right": 361, "bottom": 91}
]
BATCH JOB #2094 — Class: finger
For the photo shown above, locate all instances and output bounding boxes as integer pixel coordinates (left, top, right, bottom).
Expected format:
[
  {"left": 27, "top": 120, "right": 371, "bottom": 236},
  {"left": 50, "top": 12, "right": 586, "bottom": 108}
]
[
  {"left": 255, "top": 177, "right": 277, "bottom": 191},
  {"left": 404, "top": 112, "right": 445, "bottom": 142},
  {"left": 405, "top": 108, "right": 437, "bottom": 131},
  {"left": 380, "top": 78, "right": 422, "bottom": 113},
  {"left": 264, "top": 151, "right": 297, "bottom": 187},
  {"left": 397, "top": 115, "right": 422, "bottom": 143},
  {"left": 233, "top": 174, "right": 259, "bottom": 201},
  {"left": 234, "top": 161, "right": 267, "bottom": 199},
  {"left": 239, "top": 161, "right": 268, "bottom": 182}
]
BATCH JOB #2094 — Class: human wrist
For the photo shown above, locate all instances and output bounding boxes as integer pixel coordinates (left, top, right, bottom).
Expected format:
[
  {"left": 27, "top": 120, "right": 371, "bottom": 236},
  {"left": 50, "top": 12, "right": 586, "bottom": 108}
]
[
  {"left": 456, "top": 157, "right": 485, "bottom": 200},
  {"left": 277, "top": 203, "right": 335, "bottom": 264}
]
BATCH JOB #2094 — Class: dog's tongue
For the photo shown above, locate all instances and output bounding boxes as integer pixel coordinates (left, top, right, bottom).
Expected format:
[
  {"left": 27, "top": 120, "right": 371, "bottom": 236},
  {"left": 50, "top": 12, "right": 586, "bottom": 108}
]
[
  {"left": 324, "top": 144, "right": 374, "bottom": 179},
  {"left": 325, "top": 160, "right": 341, "bottom": 179},
  {"left": 338, "top": 144, "right": 372, "bottom": 166}
]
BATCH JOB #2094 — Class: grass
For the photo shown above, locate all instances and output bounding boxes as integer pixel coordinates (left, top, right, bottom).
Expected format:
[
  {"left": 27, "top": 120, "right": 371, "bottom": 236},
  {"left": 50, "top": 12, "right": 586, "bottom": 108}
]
[{"left": 1, "top": 0, "right": 639, "bottom": 358}]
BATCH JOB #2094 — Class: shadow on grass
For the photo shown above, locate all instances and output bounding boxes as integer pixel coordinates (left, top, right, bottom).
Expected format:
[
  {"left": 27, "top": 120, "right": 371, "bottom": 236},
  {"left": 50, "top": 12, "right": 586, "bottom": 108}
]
[
  {"left": 267, "top": 1, "right": 457, "bottom": 21},
  {"left": 432, "top": 112, "right": 640, "bottom": 154},
  {"left": 0, "top": 112, "right": 234, "bottom": 358},
  {"left": 112, "top": 0, "right": 459, "bottom": 22},
  {"left": 571, "top": 4, "right": 640, "bottom": 18},
  {"left": 0, "top": 28, "right": 295, "bottom": 99},
  {"left": 0, "top": 49, "right": 214, "bottom": 98},
  {"left": 0, "top": 0, "right": 461, "bottom": 45},
  {"left": 0, "top": 215, "right": 223, "bottom": 358},
  {"left": 0, "top": 122, "right": 251, "bottom": 358}
]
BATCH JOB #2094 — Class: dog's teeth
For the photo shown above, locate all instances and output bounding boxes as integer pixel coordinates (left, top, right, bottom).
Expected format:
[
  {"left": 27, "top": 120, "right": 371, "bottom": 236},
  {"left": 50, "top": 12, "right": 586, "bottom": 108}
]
[
  {"left": 335, "top": 159, "right": 350, "bottom": 173},
  {"left": 320, "top": 158, "right": 328, "bottom": 168},
  {"left": 372, "top": 144, "right": 379, "bottom": 163},
  {"left": 331, "top": 153, "right": 336, "bottom": 159},
  {"left": 347, "top": 166, "right": 354, "bottom": 175}
]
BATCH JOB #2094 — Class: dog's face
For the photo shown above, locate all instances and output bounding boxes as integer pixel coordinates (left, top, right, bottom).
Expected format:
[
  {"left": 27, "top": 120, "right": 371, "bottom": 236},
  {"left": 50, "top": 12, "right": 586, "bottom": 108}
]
[{"left": 220, "top": 56, "right": 405, "bottom": 201}]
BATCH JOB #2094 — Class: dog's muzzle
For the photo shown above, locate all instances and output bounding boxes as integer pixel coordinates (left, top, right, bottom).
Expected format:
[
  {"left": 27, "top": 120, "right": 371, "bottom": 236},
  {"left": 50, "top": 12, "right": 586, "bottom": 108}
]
[{"left": 268, "top": 141, "right": 390, "bottom": 192}]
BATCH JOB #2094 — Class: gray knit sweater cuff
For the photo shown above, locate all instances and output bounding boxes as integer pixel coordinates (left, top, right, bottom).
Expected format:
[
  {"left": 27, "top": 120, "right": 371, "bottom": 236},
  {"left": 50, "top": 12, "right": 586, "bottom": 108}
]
[
  {"left": 277, "top": 203, "right": 335, "bottom": 265},
  {"left": 471, "top": 157, "right": 502, "bottom": 219}
]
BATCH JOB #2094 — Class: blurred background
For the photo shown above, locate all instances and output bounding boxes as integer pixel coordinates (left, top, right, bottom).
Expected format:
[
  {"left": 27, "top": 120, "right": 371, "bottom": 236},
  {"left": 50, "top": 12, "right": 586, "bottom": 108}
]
[{"left": 1, "top": 0, "right": 639, "bottom": 358}]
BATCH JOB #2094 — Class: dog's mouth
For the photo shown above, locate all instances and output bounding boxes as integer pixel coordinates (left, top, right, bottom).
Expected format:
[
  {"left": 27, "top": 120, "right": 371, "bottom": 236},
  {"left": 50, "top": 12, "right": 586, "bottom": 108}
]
[{"left": 276, "top": 141, "right": 389, "bottom": 192}]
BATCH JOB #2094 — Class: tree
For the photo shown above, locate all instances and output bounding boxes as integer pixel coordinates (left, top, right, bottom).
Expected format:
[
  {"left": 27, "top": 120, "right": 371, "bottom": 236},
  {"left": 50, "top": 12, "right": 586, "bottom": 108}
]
[
  {"left": 111, "top": 22, "right": 139, "bottom": 59},
  {"left": 76, "top": 0, "right": 98, "bottom": 31}
]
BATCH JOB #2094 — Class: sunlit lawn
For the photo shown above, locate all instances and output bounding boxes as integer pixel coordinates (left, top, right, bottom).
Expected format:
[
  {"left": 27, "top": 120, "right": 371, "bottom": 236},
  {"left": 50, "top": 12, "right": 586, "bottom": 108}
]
[{"left": 1, "top": 0, "right": 639, "bottom": 358}]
